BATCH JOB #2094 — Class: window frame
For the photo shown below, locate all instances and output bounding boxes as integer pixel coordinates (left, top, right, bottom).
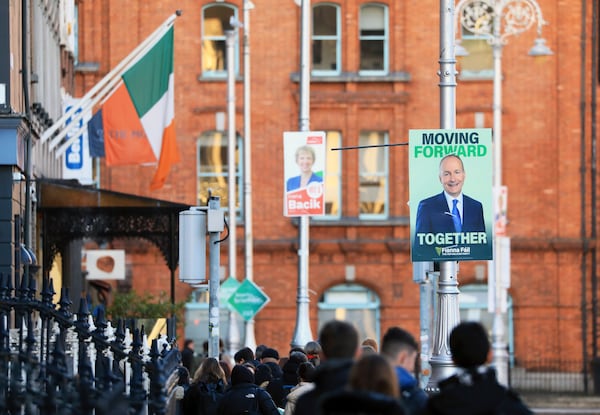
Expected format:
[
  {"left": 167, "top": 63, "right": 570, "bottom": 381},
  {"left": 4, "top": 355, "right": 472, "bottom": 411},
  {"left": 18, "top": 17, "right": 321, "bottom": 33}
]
[
  {"left": 318, "top": 283, "right": 381, "bottom": 344},
  {"left": 314, "top": 130, "right": 342, "bottom": 221},
  {"left": 358, "top": 130, "right": 389, "bottom": 220},
  {"left": 196, "top": 130, "right": 244, "bottom": 220},
  {"left": 201, "top": 3, "right": 239, "bottom": 79},
  {"left": 457, "top": 28, "right": 494, "bottom": 79},
  {"left": 358, "top": 3, "right": 389, "bottom": 76},
  {"left": 312, "top": 3, "right": 342, "bottom": 76}
]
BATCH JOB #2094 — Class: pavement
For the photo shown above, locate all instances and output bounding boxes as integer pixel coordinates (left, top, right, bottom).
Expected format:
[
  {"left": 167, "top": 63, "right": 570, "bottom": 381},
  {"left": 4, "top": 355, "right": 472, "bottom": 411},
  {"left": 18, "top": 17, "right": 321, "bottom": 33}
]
[{"left": 522, "top": 393, "right": 600, "bottom": 414}]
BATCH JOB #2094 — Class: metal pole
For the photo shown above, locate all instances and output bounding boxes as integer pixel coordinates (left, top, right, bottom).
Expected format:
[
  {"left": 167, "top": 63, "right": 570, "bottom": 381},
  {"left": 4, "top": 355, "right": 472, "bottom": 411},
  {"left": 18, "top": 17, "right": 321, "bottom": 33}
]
[
  {"left": 242, "top": 0, "right": 257, "bottom": 350},
  {"left": 454, "top": 0, "right": 551, "bottom": 385},
  {"left": 425, "top": 0, "right": 460, "bottom": 393},
  {"left": 208, "top": 196, "right": 222, "bottom": 359},
  {"left": 491, "top": 9, "right": 509, "bottom": 385},
  {"left": 226, "top": 30, "right": 241, "bottom": 354},
  {"left": 291, "top": 0, "right": 314, "bottom": 348}
]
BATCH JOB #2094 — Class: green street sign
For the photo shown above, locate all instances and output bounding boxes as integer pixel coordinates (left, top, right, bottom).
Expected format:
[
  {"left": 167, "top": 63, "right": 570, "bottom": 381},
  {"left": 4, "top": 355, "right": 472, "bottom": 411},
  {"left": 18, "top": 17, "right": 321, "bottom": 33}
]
[
  {"left": 219, "top": 277, "right": 241, "bottom": 308},
  {"left": 227, "top": 279, "right": 270, "bottom": 321}
]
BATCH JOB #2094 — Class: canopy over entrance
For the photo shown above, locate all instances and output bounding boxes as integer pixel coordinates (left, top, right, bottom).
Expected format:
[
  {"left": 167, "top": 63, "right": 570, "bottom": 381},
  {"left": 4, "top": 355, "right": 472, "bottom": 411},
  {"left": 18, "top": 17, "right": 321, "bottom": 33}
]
[{"left": 38, "top": 179, "right": 190, "bottom": 276}]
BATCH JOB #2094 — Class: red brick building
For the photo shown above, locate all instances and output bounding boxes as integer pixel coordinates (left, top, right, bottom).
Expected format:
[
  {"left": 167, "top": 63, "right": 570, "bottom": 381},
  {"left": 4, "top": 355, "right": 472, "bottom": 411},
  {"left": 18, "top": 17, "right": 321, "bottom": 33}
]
[{"left": 73, "top": 0, "right": 599, "bottom": 378}]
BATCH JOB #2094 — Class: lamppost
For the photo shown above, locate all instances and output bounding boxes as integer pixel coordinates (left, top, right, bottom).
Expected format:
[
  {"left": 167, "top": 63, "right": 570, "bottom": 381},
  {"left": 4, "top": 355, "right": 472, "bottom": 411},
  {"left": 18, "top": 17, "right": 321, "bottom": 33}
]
[{"left": 455, "top": 0, "right": 552, "bottom": 385}]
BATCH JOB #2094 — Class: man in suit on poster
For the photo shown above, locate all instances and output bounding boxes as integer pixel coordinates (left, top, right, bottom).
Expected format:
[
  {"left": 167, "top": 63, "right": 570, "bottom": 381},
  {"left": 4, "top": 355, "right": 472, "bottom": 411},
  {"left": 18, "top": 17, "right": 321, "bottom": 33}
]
[{"left": 415, "top": 154, "right": 485, "bottom": 236}]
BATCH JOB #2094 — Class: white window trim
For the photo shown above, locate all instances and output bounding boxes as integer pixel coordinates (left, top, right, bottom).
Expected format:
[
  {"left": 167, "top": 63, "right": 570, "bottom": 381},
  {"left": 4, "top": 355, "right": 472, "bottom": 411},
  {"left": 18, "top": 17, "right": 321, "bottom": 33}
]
[
  {"left": 358, "top": 131, "right": 389, "bottom": 220},
  {"left": 358, "top": 3, "right": 389, "bottom": 76},
  {"left": 312, "top": 3, "right": 342, "bottom": 76},
  {"left": 201, "top": 3, "right": 239, "bottom": 78}
]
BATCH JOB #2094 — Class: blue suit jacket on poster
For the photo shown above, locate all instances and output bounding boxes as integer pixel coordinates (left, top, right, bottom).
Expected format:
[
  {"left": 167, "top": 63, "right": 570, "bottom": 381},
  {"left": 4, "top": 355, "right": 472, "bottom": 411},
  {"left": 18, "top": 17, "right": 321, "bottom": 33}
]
[
  {"left": 286, "top": 172, "right": 322, "bottom": 192},
  {"left": 415, "top": 191, "right": 485, "bottom": 235}
]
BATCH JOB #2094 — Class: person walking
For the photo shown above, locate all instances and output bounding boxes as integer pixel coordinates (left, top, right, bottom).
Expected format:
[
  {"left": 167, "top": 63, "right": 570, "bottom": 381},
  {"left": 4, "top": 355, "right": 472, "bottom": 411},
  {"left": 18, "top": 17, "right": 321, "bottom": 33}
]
[
  {"left": 380, "top": 327, "right": 428, "bottom": 415},
  {"left": 182, "top": 357, "right": 227, "bottom": 415},
  {"left": 283, "top": 362, "right": 316, "bottom": 415},
  {"left": 217, "top": 364, "right": 280, "bottom": 415},
  {"left": 320, "top": 353, "right": 406, "bottom": 415},
  {"left": 425, "top": 321, "right": 532, "bottom": 415},
  {"left": 293, "top": 320, "right": 359, "bottom": 415}
]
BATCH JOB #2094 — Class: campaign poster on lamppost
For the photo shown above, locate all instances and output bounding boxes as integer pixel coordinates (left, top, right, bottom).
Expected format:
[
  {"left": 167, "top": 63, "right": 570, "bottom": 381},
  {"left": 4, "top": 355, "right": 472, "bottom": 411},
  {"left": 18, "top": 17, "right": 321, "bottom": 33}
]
[
  {"left": 283, "top": 131, "right": 326, "bottom": 217},
  {"left": 409, "top": 128, "right": 493, "bottom": 262}
]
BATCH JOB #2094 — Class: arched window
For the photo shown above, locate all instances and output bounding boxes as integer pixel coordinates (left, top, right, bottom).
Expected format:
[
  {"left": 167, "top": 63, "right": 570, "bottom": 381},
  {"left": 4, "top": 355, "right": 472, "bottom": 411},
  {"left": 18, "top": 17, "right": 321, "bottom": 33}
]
[
  {"left": 318, "top": 283, "right": 381, "bottom": 342},
  {"left": 201, "top": 4, "right": 239, "bottom": 77},
  {"left": 459, "top": 284, "right": 514, "bottom": 365}
]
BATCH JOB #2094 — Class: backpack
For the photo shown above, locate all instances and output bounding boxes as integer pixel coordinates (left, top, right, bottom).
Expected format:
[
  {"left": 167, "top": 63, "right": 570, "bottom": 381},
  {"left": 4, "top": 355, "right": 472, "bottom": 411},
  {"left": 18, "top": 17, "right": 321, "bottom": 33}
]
[{"left": 183, "top": 381, "right": 225, "bottom": 415}]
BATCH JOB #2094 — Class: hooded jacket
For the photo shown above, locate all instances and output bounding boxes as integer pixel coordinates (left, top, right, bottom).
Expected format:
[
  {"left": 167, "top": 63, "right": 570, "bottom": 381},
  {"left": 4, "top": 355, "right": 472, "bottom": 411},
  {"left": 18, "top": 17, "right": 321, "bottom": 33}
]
[
  {"left": 293, "top": 359, "right": 354, "bottom": 415},
  {"left": 425, "top": 367, "right": 532, "bottom": 415}
]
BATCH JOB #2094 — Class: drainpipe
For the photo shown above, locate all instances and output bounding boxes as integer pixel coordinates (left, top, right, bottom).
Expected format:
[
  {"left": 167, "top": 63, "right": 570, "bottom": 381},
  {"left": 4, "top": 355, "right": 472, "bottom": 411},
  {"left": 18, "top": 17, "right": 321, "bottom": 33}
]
[
  {"left": 22, "top": 0, "right": 33, "bottom": 280},
  {"left": 590, "top": 0, "right": 599, "bottom": 362}
]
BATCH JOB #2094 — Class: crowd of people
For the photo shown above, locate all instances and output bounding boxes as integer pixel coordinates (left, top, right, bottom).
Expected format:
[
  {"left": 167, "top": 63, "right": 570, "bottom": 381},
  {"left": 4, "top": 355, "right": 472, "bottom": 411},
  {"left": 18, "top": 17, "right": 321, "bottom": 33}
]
[{"left": 177, "top": 320, "right": 532, "bottom": 415}]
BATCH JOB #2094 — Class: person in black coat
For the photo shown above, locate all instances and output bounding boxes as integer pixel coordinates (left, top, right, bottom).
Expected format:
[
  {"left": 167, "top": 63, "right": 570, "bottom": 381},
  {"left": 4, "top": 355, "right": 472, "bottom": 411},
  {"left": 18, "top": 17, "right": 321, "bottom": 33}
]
[
  {"left": 267, "top": 350, "right": 308, "bottom": 407},
  {"left": 320, "top": 353, "right": 406, "bottom": 415},
  {"left": 182, "top": 357, "right": 227, "bottom": 415},
  {"left": 181, "top": 339, "right": 197, "bottom": 375},
  {"left": 425, "top": 322, "right": 532, "bottom": 415},
  {"left": 217, "top": 364, "right": 280, "bottom": 415},
  {"left": 294, "top": 320, "right": 359, "bottom": 415}
]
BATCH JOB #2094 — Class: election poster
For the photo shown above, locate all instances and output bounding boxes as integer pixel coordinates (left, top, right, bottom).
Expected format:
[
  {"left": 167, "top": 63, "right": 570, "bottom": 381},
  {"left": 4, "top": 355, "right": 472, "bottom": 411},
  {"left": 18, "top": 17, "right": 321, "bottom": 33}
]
[
  {"left": 409, "top": 128, "right": 493, "bottom": 262},
  {"left": 283, "top": 131, "right": 326, "bottom": 217}
]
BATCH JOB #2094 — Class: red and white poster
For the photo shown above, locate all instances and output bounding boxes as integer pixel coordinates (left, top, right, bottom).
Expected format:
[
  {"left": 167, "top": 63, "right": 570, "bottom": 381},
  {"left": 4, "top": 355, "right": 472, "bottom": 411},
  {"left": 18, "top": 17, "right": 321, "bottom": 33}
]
[{"left": 283, "top": 131, "right": 326, "bottom": 217}]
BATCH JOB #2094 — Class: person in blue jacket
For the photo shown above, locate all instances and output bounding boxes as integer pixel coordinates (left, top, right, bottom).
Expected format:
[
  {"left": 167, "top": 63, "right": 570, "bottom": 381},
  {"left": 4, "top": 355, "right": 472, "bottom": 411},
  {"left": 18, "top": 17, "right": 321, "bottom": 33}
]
[
  {"left": 381, "top": 326, "right": 428, "bottom": 415},
  {"left": 286, "top": 145, "right": 322, "bottom": 192}
]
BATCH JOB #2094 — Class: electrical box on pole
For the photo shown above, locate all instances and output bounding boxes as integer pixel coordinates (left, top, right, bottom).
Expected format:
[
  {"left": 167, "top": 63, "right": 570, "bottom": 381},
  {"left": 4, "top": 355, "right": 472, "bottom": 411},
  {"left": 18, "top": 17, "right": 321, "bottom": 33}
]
[{"left": 179, "top": 207, "right": 207, "bottom": 285}]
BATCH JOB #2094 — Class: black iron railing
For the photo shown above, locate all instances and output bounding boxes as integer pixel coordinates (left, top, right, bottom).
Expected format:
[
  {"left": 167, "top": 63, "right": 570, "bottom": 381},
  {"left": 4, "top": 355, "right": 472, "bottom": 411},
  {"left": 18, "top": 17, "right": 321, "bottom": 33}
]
[
  {"left": 0, "top": 272, "right": 182, "bottom": 415},
  {"left": 510, "top": 359, "right": 595, "bottom": 394}
]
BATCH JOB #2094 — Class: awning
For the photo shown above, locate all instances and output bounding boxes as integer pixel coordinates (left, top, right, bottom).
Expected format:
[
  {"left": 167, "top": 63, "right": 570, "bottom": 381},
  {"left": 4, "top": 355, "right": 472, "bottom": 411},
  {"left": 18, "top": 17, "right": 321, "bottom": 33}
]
[{"left": 38, "top": 179, "right": 190, "bottom": 274}]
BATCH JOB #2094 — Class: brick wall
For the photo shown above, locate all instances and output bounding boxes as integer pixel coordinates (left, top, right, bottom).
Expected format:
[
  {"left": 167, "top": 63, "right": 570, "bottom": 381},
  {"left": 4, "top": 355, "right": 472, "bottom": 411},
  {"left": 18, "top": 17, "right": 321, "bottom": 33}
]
[{"left": 73, "top": 0, "right": 599, "bottom": 366}]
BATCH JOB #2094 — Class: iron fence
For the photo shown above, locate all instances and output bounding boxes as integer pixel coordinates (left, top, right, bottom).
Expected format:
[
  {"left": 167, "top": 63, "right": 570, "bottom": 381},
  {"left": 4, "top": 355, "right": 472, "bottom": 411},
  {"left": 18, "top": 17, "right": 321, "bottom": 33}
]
[
  {"left": 510, "top": 359, "right": 595, "bottom": 394},
  {"left": 0, "top": 272, "right": 183, "bottom": 415}
]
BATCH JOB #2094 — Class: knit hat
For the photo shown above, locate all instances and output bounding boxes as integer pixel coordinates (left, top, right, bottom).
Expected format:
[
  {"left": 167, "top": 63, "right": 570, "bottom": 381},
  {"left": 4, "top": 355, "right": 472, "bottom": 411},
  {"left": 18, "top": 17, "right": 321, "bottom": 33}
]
[
  {"left": 254, "top": 363, "right": 273, "bottom": 386},
  {"left": 231, "top": 364, "right": 254, "bottom": 385},
  {"left": 261, "top": 347, "right": 280, "bottom": 360}
]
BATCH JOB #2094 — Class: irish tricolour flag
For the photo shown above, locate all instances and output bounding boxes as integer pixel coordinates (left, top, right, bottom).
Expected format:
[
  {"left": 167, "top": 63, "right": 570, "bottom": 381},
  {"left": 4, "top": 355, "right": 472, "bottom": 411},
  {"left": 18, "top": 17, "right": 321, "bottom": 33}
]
[
  {"left": 122, "top": 25, "right": 178, "bottom": 190},
  {"left": 87, "top": 24, "right": 179, "bottom": 189}
]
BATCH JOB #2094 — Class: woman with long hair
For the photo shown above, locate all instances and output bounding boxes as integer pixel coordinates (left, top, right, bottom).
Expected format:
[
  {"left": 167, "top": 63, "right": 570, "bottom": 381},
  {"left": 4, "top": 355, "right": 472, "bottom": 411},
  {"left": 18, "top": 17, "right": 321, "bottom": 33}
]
[
  {"left": 183, "top": 357, "right": 228, "bottom": 415},
  {"left": 320, "top": 353, "right": 406, "bottom": 415}
]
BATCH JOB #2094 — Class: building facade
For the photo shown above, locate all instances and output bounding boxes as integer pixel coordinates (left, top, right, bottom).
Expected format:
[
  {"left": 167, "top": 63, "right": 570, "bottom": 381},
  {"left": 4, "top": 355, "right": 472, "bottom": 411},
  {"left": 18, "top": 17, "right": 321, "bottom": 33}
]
[
  {"left": 63, "top": 0, "right": 600, "bottom": 380},
  {"left": 0, "top": 1, "right": 73, "bottom": 286}
]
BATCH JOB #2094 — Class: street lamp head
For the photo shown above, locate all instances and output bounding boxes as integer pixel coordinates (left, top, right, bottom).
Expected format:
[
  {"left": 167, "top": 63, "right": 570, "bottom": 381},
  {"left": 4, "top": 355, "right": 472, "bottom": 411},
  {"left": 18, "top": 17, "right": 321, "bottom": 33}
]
[
  {"left": 528, "top": 37, "right": 553, "bottom": 57},
  {"left": 455, "top": 40, "right": 469, "bottom": 57}
]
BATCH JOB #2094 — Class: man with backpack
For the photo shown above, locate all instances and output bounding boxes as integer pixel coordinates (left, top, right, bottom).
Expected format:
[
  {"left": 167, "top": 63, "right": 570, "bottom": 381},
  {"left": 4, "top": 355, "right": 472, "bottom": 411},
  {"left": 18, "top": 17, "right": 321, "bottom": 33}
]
[{"left": 217, "top": 365, "right": 281, "bottom": 415}]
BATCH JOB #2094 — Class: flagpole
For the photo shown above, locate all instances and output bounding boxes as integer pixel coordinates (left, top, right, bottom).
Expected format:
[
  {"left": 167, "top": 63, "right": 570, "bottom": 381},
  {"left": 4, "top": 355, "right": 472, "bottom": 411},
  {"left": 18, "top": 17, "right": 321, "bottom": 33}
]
[
  {"left": 242, "top": 0, "right": 257, "bottom": 350},
  {"left": 51, "top": 13, "right": 181, "bottom": 157},
  {"left": 42, "top": 11, "right": 181, "bottom": 145}
]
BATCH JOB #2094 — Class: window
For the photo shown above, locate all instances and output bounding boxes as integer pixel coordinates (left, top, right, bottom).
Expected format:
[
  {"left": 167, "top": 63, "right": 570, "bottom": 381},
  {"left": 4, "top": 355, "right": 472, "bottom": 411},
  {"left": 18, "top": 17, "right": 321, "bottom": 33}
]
[
  {"left": 358, "top": 131, "right": 388, "bottom": 219},
  {"left": 457, "top": 28, "right": 493, "bottom": 78},
  {"left": 197, "top": 131, "right": 243, "bottom": 218},
  {"left": 321, "top": 131, "right": 342, "bottom": 219},
  {"left": 359, "top": 4, "right": 388, "bottom": 74},
  {"left": 201, "top": 4, "right": 238, "bottom": 77},
  {"left": 458, "top": 284, "right": 514, "bottom": 366},
  {"left": 318, "top": 283, "right": 381, "bottom": 343},
  {"left": 313, "top": 3, "right": 341, "bottom": 75},
  {"left": 456, "top": 3, "right": 493, "bottom": 78}
]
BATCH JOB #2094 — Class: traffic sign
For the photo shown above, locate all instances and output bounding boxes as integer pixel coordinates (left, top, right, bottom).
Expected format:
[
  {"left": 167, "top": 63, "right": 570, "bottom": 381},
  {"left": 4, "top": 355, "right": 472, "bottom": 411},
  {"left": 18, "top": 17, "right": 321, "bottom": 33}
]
[
  {"left": 219, "top": 277, "right": 241, "bottom": 306},
  {"left": 227, "top": 279, "right": 270, "bottom": 321}
]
